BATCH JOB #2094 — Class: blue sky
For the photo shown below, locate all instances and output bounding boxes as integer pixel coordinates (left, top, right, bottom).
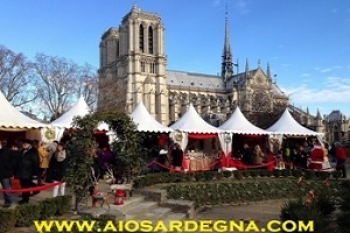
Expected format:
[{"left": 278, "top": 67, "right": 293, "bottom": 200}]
[{"left": 1, "top": 0, "right": 350, "bottom": 117}]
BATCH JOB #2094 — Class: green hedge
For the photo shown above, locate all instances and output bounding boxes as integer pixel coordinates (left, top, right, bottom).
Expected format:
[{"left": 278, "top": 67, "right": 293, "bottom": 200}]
[
  {"left": 133, "top": 170, "right": 343, "bottom": 189},
  {"left": 0, "top": 195, "right": 72, "bottom": 232},
  {"left": 164, "top": 180, "right": 344, "bottom": 208}
]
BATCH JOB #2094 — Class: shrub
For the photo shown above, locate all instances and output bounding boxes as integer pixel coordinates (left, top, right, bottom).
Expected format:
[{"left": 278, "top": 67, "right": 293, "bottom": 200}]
[
  {"left": 259, "top": 170, "right": 268, "bottom": 177},
  {"left": 280, "top": 198, "right": 333, "bottom": 233},
  {"left": 0, "top": 209, "right": 15, "bottom": 233},
  {"left": 319, "top": 171, "right": 331, "bottom": 180},
  {"left": 281, "top": 169, "right": 292, "bottom": 177},
  {"left": 222, "top": 170, "right": 232, "bottom": 178},
  {"left": 242, "top": 170, "right": 250, "bottom": 177},
  {"left": 250, "top": 170, "right": 259, "bottom": 178},
  {"left": 292, "top": 169, "right": 303, "bottom": 178},
  {"left": 194, "top": 172, "right": 204, "bottom": 181},
  {"left": 215, "top": 172, "right": 224, "bottom": 180},
  {"left": 304, "top": 170, "right": 316, "bottom": 180},
  {"left": 332, "top": 170, "right": 342, "bottom": 179},
  {"left": 337, "top": 180, "right": 350, "bottom": 232},
  {"left": 266, "top": 170, "right": 274, "bottom": 177},
  {"left": 203, "top": 171, "right": 216, "bottom": 181},
  {"left": 234, "top": 171, "right": 243, "bottom": 180},
  {"left": 272, "top": 169, "right": 281, "bottom": 178},
  {"left": 55, "top": 195, "right": 73, "bottom": 215},
  {"left": 40, "top": 198, "right": 58, "bottom": 220},
  {"left": 15, "top": 203, "right": 42, "bottom": 227}
]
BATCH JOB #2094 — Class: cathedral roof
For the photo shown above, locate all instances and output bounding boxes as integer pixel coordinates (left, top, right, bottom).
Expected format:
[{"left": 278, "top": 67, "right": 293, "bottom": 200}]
[
  {"left": 166, "top": 70, "right": 288, "bottom": 99},
  {"left": 166, "top": 70, "right": 225, "bottom": 91},
  {"left": 327, "top": 110, "right": 346, "bottom": 122}
]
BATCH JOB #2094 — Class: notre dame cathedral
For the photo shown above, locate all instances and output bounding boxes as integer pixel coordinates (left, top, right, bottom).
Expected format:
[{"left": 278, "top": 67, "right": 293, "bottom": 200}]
[{"left": 97, "top": 5, "right": 349, "bottom": 144}]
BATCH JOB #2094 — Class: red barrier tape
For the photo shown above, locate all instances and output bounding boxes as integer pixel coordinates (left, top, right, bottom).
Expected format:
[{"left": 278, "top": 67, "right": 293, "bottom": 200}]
[
  {"left": 145, "top": 158, "right": 348, "bottom": 172},
  {"left": 0, "top": 182, "right": 63, "bottom": 193}
]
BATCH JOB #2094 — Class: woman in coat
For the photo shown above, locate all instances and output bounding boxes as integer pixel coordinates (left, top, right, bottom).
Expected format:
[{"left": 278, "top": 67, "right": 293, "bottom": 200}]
[
  {"left": 37, "top": 142, "right": 49, "bottom": 185},
  {"left": 47, "top": 143, "right": 67, "bottom": 197}
]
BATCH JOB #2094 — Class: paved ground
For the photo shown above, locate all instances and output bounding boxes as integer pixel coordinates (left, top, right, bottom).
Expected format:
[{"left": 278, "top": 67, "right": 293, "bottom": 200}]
[{"left": 195, "top": 201, "right": 285, "bottom": 233}]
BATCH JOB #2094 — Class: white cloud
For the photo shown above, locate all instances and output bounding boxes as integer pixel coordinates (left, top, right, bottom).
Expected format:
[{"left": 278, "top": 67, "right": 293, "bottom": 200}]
[
  {"left": 281, "top": 76, "right": 350, "bottom": 105},
  {"left": 301, "top": 73, "right": 310, "bottom": 77},
  {"left": 321, "top": 68, "right": 332, "bottom": 73}
]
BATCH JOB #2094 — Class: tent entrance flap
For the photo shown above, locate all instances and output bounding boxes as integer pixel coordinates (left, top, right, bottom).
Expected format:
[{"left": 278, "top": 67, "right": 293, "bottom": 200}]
[{"left": 188, "top": 133, "right": 216, "bottom": 140}]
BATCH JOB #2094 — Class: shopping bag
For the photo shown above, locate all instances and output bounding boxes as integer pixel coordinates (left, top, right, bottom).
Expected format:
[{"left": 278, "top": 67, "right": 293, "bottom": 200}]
[{"left": 10, "top": 177, "right": 21, "bottom": 190}]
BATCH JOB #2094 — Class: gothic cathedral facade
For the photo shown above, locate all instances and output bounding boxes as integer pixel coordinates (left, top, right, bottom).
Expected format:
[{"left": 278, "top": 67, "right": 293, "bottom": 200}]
[{"left": 98, "top": 5, "right": 349, "bottom": 142}]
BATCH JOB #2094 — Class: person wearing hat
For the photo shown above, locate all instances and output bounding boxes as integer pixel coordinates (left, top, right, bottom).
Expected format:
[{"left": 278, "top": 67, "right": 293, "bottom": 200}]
[{"left": 14, "top": 139, "right": 40, "bottom": 204}]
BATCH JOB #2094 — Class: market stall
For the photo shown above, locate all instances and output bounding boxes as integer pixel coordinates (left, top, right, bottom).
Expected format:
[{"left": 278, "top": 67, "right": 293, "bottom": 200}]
[
  {"left": 267, "top": 109, "right": 329, "bottom": 170},
  {"left": 169, "top": 104, "right": 224, "bottom": 171},
  {"left": 218, "top": 107, "right": 271, "bottom": 169},
  {"left": 0, "top": 91, "right": 48, "bottom": 146}
]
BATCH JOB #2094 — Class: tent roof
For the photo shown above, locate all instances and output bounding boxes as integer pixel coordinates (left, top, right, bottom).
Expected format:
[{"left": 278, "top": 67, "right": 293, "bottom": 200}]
[
  {"left": 219, "top": 107, "right": 270, "bottom": 135},
  {"left": 170, "top": 104, "right": 223, "bottom": 134},
  {"left": 267, "top": 109, "right": 320, "bottom": 136},
  {"left": 51, "top": 96, "right": 90, "bottom": 128},
  {"left": 0, "top": 91, "right": 47, "bottom": 129},
  {"left": 131, "top": 101, "right": 173, "bottom": 133}
]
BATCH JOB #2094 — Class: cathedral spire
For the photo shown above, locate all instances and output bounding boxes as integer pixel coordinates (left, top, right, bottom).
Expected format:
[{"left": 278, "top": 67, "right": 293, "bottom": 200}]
[
  {"left": 266, "top": 62, "right": 271, "bottom": 80},
  {"left": 316, "top": 109, "right": 322, "bottom": 120},
  {"left": 221, "top": 4, "right": 233, "bottom": 84},
  {"left": 245, "top": 58, "right": 249, "bottom": 74}
]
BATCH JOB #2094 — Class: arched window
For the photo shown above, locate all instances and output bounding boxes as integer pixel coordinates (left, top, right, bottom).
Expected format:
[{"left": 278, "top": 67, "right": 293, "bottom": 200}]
[
  {"left": 148, "top": 26, "right": 153, "bottom": 54},
  {"left": 139, "top": 24, "right": 144, "bottom": 52}
]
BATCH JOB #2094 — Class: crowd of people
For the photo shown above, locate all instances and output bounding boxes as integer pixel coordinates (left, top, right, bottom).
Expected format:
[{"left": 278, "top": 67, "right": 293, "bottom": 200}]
[
  {"left": 231, "top": 140, "right": 347, "bottom": 177},
  {"left": 0, "top": 139, "right": 68, "bottom": 208}
]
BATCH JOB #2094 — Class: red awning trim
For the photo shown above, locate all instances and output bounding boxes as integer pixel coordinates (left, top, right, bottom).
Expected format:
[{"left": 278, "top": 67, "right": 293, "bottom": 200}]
[{"left": 188, "top": 133, "right": 217, "bottom": 140}]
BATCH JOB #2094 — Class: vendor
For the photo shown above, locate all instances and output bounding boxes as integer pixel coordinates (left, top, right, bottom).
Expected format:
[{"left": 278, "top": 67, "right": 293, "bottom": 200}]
[
  {"left": 171, "top": 143, "right": 183, "bottom": 171},
  {"left": 309, "top": 141, "right": 324, "bottom": 170}
]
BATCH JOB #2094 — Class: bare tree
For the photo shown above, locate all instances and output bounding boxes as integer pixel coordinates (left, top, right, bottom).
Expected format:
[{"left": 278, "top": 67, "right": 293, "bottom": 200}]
[
  {"left": 32, "top": 54, "right": 98, "bottom": 121},
  {"left": 248, "top": 92, "right": 289, "bottom": 128},
  {"left": 97, "top": 76, "right": 127, "bottom": 112},
  {"left": 0, "top": 45, "right": 37, "bottom": 107},
  {"left": 75, "top": 63, "right": 98, "bottom": 111}
]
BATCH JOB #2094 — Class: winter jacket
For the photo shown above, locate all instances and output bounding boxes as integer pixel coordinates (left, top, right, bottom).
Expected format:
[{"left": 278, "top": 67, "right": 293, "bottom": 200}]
[
  {"left": 14, "top": 147, "right": 40, "bottom": 179},
  {"left": 38, "top": 146, "right": 49, "bottom": 168},
  {"left": 47, "top": 151, "right": 67, "bottom": 182},
  {"left": 0, "top": 148, "right": 16, "bottom": 178}
]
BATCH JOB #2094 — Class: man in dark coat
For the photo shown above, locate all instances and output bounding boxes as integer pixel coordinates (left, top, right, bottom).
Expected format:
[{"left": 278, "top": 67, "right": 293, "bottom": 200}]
[
  {"left": 171, "top": 143, "right": 183, "bottom": 170},
  {"left": 14, "top": 139, "right": 40, "bottom": 204},
  {"left": 0, "top": 140, "right": 16, "bottom": 207},
  {"left": 242, "top": 143, "right": 253, "bottom": 165}
]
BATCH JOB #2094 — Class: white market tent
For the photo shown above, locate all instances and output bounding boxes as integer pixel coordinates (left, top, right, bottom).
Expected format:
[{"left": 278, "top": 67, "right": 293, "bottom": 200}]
[
  {"left": 170, "top": 103, "right": 223, "bottom": 134},
  {"left": 169, "top": 104, "right": 224, "bottom": 151},
  {"left": 51, "top": 96, "right": 90, "bottom": 128},
  {"left": 0, "top": 91, "right": 47, "bottom": 129},
  {"left": 267, "top": 109, "right": 321, "bottom": 136},
  {"left": 130, "top": 101, "right": 173, "bottom": 133},
  {"left": 219, "top": 107, "right": 270, "bottom": 135}
]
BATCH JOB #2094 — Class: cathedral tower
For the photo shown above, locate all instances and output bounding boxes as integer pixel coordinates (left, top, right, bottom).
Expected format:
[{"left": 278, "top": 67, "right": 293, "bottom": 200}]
[{"left": 98, "top": 5, "right": 168, "bottom": 123}]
